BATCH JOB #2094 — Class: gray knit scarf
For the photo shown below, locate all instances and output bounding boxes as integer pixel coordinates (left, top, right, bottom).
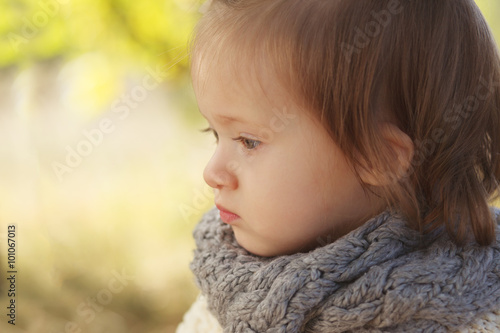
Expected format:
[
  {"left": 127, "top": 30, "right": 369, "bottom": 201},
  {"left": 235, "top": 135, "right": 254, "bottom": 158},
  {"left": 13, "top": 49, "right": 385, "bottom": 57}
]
[{"left": 191, "top": 207, "right": 500, "bottom": 333}]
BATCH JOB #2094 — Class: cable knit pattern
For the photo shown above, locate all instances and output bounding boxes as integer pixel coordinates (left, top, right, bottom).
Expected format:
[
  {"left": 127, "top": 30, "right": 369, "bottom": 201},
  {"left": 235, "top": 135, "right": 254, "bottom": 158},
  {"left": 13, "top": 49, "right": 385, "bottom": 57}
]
[
  {"left": 175, "top": 296, "right": 500, "bottom": 333},
  {"left": 189, "top": 207, "right": 500, "bottom": 333},
  {"left": 457, "top": 309, "right": 500, "bottom": 332}
]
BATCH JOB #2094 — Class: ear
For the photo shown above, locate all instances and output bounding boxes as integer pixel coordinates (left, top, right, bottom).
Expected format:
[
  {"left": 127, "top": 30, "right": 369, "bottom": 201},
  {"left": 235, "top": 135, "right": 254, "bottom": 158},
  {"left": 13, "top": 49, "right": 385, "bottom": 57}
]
[{"left": 358, "top": 123, "right": 414, "bottom": 186}]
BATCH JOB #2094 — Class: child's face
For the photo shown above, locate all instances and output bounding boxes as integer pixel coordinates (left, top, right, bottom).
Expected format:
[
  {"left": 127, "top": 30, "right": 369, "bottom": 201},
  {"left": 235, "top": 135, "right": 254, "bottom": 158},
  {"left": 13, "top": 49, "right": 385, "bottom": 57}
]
[{"left": 193, "top": 65, "right": 383, "bottom": 257}]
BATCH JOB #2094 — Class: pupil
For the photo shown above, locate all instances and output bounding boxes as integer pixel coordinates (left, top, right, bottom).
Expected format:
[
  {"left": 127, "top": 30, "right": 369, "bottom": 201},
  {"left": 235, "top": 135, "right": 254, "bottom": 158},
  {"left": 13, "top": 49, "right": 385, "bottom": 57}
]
[{"left": 245, "top": 139, "right": 255, "bottom": 149}]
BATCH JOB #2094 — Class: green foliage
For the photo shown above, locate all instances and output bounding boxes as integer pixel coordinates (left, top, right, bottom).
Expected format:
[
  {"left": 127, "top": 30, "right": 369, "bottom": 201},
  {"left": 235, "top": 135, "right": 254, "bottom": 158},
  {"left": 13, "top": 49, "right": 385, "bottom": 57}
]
[
  {"left": 476, "top": 0, "right": 500, "bottom": 41},
  {"left": 0, "top": 0, "right": 200, "bottom": 73},
  {"left": 2, "top": 0, "right": 499, "bottom": 75}
]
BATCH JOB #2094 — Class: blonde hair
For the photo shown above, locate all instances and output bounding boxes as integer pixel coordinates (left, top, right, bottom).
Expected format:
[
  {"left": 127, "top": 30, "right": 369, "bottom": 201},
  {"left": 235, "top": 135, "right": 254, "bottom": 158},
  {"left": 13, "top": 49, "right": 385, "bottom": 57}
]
[{"left": 191, "top": 0, "right": 500, "bottom": 245}]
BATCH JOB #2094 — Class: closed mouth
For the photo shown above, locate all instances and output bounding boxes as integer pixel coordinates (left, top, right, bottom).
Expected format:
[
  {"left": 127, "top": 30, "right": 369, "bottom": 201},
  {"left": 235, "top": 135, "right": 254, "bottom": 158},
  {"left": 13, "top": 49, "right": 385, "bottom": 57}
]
[{"left": 216, "top": 204, "right": 240, "bottom": 224}]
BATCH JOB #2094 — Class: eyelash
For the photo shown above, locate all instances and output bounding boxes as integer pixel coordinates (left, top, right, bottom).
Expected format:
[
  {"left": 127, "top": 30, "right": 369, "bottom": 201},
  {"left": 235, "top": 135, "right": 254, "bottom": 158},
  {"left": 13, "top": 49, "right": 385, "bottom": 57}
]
[
  {"left": 201, "top": 127, "right": 261, "bottom": 150},
  {"left": 233, "top": 136, "right": 261, "bottom": 150},
  {"left": 201, "top": 127, "right": 219, "bottom": 142}
]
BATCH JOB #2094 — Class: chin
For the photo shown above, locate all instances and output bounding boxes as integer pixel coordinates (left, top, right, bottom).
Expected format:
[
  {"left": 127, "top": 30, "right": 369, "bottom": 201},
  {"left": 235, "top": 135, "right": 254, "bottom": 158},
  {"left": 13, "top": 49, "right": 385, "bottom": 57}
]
[
  {"left": 238, "top": 239, "right": 298, "bottom": 257},
  {"left": 234, "top": 234, "right": 278, "bottom": 257},
  {"left": 239, "top": 242, "right": 275, "bottom": 257},
  {"left": 233, "top": 229, "right": 307, "bottom": 257}
]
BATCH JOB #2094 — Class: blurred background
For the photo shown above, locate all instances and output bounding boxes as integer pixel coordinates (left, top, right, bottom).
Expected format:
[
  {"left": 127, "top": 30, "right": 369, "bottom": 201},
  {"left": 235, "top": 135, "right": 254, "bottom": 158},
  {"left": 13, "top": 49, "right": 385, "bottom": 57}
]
[{"left": 0, "top": 0, "right": 499, "bottom": 332}]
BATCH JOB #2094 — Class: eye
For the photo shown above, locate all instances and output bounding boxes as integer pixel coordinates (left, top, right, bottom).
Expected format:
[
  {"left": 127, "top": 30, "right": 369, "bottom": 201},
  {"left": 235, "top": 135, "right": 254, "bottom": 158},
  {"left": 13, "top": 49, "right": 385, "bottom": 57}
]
[
  {"left": 201, "top": 127, "right": 218, "bottom": 143},
  {"left": 233, "top": 136, "right": 261, "bottom": 150}
]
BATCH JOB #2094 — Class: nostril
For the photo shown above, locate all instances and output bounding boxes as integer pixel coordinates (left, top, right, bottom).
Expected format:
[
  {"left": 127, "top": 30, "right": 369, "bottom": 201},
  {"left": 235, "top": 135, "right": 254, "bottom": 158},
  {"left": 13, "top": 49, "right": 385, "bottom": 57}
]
[
  {"left": 203, "top": 168, "right": 219, "bottom": 189},
  {"left": 202, "top": 153, "right": 239, "bottom": 190},
  {"left": 203, "top": 167, "right": 231, "bottom": 189}
]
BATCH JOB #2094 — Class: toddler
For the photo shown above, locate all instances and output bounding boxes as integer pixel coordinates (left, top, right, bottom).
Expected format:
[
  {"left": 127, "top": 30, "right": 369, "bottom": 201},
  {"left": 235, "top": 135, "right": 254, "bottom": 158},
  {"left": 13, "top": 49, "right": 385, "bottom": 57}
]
[{"left": 177, "top": 0, "right": 500, "bottom": 332}]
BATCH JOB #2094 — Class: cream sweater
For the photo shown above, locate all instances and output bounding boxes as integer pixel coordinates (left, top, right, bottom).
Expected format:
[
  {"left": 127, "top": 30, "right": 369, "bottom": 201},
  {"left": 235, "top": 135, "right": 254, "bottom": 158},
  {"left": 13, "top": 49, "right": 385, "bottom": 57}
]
[{"left": 176, "top": 295, "right": 222, "bottom": 333}]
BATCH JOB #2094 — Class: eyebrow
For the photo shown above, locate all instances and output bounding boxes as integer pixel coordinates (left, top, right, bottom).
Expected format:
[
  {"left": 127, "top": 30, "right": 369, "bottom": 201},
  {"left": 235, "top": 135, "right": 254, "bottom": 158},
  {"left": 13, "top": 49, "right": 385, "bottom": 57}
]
[
  {"left": 216, "top": 115, "right": 246, "bottom": 124},
  {"left": 200, "top": 110, "right": 262, "bottom": 128},
  {"left": 217, "top": 115, "right": 266, "bottom": 130}
]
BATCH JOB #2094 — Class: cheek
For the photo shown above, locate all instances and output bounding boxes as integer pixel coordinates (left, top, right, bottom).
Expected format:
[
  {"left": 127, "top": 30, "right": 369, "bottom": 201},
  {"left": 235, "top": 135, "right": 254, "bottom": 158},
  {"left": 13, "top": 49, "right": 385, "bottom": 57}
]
[{"left": 246, "top": 151, "right": 324, "bottom": 216}]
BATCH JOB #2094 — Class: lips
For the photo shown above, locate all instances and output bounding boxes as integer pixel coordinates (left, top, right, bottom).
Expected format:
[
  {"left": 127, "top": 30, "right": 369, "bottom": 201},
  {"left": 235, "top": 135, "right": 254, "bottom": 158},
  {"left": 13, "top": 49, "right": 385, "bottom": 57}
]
[{"left": 216, "top": 204, "right": 240, "bottom": 224}]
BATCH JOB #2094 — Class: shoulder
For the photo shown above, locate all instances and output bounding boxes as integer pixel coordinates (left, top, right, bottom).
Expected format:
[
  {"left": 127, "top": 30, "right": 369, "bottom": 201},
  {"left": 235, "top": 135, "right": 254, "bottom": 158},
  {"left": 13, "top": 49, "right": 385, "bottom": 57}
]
[
  {"left": 456, "top": 310, "right": 500, "bottom": 333},
  {"left": 176, "top": 295, "right": 223, "bottom": 333}
]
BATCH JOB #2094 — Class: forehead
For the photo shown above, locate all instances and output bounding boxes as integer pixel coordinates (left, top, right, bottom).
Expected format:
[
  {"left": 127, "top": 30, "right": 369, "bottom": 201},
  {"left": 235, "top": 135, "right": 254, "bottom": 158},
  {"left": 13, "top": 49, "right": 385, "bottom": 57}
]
[{"left": 191, "top": 46, "right": 295, "bottom": 115}]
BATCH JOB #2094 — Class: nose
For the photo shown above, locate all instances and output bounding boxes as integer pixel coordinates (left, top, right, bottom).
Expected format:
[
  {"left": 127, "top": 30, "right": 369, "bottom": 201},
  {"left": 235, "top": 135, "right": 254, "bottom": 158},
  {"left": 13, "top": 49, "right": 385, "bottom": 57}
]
[{"left": 203, "top": 149, "right": 238, "bottom": 190}]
